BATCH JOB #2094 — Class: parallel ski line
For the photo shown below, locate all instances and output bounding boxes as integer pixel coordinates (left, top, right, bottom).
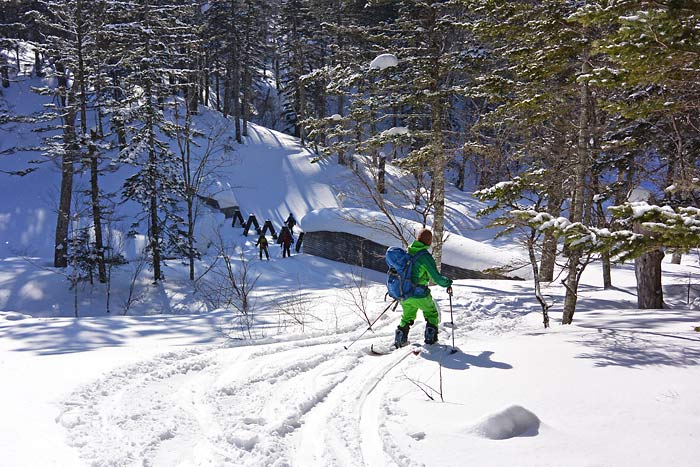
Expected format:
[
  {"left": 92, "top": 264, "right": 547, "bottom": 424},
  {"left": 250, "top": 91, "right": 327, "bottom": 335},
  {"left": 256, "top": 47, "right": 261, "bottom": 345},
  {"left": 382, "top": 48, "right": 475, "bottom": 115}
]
[{"left": 359, "top": 347, "right": 419, "bottom": 467}]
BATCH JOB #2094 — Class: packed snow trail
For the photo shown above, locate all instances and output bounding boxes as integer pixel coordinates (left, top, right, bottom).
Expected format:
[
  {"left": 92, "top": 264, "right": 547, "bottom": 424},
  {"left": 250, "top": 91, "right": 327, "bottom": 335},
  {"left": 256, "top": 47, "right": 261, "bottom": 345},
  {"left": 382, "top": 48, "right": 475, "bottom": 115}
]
[
  {"left": 56, "top": 287, "right": 530, "bottom": 467},
  {"left": 57, "top": 335, "right": 415, "bottom": 466}
]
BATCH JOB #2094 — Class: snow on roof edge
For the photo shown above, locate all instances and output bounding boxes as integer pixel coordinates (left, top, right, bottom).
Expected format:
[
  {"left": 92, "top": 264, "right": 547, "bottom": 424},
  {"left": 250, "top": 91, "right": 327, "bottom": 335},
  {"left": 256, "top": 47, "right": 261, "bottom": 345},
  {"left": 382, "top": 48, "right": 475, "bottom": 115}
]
[{"left": 300, "top": 208, "right": 523, "bottom": 273}]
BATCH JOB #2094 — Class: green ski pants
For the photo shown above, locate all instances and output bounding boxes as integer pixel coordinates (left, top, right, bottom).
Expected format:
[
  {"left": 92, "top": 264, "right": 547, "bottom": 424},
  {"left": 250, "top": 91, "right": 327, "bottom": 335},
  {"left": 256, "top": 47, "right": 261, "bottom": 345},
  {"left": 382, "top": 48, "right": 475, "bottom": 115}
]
[{"left": 399, "top": 295, "right": 439, "bottom": 327}]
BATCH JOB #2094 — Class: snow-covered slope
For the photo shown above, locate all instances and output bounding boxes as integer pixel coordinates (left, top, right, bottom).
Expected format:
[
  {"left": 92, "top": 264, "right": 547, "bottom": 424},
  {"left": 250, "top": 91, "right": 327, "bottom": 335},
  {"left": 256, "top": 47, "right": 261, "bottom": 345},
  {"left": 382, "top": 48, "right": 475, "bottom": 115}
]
[{"left": 223, "top": 124, "right": 341, "bottom": 222}]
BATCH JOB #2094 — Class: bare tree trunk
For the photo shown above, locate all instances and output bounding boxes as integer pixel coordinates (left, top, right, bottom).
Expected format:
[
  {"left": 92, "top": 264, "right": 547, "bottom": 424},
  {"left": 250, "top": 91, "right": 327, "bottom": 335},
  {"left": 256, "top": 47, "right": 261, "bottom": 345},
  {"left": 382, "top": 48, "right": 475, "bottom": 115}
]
[
  {"left": 241, "top": 68, "right": 250, "bottom": 137},
  {"left": 298, "top": 83, "right": 306, "bottom": 144},
  {"left": 147, "top": 119, "right": 162, "bottom": 282},
  {"left": 273, "top": 36, "right": 281, "bottom": 92},
  {"left": 316, "top": 48, "right": 327, "bottom": 146},
  {"left": 232, "top": 51, "right": 242, "bottom": 143},
  {"left": 223, "top": 56, "right": 232, "bottom": 117},
  {"left": 539, "top": 233, "right": 558, "bottom": 282},
  {"left": 456, "top": 144, "right": 467, "bottom": 191},
  {"left": 149, "top": 169, "right": 162, "bottom": 283},
  {"left": 430, "top": 100, "right": 446, "bottom": 271},
  {"left": 414, "top": 171, "right": 422, "bottom": 207},
  {"left": 337, "top": 94, "right": 346, "bottom": 165},
  {"left": 55, "top": 107, "right": 76, "bottom": 268},
  {"left": 596, "top": 198, "right": 612, "bottom": 289},
  {"left": 378, "top": 154, "right": 386, "bottom": 194},
  {"left": 635, "top": 249, "right": 664, "bottom": 308},
  {"left": 562, "top": 51, "right": 592, "bottom": 325},
  {"left": 115, "top": 117, "right": 127, "bottom": 151},
  {"left": 187, "top": 74, "right": 198, "bottom": 114},
  {"left": 539, "top": 186, "right": 562, "bottom": 282},
  {"left": 527, "top": 234, "right": 550, "bottom": 328},
  {"left": 202, "top": 49, "right": 209, "bottom": 107},
  {"left": 599, "top": 251, "right": 612, "bottom": 288},
  {"left": 186, "top": 142, "right": 196, "bottom": 282},
  {"left": 88, "top": 139, "right": 107, "bottom": 283},
  {"left": 215, "top": 58, "right": 221, "bottom": 112},
  {"left": 1, "top": 65, "right": 9, "bottom": 88},
  {"left": 34, "top": 49, "right": 43, "bottom": 77},
  {"left": 54, "top": 61, "right": 75, "bottom": 268}
]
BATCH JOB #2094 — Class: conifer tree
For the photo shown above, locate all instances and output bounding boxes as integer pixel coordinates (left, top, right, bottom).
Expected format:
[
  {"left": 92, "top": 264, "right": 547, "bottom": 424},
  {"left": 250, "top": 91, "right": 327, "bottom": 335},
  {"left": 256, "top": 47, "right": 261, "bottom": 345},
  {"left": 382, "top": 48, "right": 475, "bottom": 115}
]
[
  {"left": 279, "top": 0, "right": 317, "bottom": 142},
  {"left": 112, "top": 0, "right": 193, "bottom": 282}
]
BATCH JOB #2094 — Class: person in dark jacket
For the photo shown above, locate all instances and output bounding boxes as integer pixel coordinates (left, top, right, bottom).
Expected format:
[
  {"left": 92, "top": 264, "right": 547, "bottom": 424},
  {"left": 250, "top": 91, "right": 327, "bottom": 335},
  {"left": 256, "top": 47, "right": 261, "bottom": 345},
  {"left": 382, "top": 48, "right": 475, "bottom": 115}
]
[
  {"left": 285, "top": 213, "right": 297, "bottom": 232},
  {"left": 395, "top": 228, "right": 453, "bottom": 348},
  {"left": 255, "top": 233, "right": 269, "bottom": 260},
  {"left": 278, "top": 226, "right": 293, "bottom": 258}
]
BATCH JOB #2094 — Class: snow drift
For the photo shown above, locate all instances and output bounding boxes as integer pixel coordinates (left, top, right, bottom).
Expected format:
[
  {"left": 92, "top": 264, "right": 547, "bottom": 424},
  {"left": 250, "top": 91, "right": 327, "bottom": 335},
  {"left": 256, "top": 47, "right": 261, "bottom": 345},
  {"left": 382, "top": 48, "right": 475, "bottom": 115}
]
[{"left": 469, "top": 405, "right": 541, "bottom": 440}]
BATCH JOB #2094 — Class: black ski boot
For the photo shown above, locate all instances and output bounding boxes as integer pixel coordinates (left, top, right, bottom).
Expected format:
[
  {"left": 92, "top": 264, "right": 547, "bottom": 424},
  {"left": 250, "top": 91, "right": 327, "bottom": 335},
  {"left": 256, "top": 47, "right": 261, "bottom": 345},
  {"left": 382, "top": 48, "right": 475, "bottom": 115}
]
[
  {"left": 394, "top": 324, "right": 410, "bottom": 349},
  {"left": 424, "top": 323, "right": 439, "bottom": 345}
]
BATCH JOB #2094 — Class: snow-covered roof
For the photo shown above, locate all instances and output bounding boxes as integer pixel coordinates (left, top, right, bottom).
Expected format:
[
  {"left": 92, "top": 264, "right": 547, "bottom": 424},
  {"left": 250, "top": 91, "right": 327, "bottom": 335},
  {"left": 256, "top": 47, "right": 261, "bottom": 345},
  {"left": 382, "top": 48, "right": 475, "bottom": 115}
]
[
  {"left": 300, "top": 207, "right": 520, "bottom": 273},
  {"left": 208, "top": 180, "right": 239, "bottom": 208}
]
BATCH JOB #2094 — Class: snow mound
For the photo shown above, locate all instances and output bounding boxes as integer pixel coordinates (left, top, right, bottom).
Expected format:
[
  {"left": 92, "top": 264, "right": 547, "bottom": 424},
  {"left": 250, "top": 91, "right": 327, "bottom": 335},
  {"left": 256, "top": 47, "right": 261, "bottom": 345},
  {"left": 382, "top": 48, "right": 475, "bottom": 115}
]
[
  {"left": 3, "top": 312, "right": 29, "bottom": 321},
  {"left": 470, "top": 405, "right": 540, "bottom": 440},
  {"left": 381, "top": 126, "right": 410, "bottom": 137},
  {"left": 369, "top": 53, "right": 398, "bottom": 70}
]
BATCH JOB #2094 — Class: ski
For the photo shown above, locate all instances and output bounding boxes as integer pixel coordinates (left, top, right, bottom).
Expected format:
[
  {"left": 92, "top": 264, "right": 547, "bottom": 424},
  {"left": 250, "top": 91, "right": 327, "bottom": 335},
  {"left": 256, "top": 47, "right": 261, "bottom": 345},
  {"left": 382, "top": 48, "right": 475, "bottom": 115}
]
[{"left": 368, "top": 342, "right": 422, "bottom": 356}]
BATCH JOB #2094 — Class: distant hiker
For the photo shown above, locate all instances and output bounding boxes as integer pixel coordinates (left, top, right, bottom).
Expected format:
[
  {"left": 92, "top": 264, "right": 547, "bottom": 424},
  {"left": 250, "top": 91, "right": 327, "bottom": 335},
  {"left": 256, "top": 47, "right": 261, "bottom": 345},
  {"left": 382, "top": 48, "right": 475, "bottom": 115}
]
[
  {"left": 394, "top": 228, "right": 453, "bottom": 348},
  {"left": 255, "top": 233, "right": 270, "bottom": 260},
  {"left": 285, "top": 213, "right": 297, "bottom": 232},
  {"left": 278, "top": 226, "right": 293, "bottom": 258}
]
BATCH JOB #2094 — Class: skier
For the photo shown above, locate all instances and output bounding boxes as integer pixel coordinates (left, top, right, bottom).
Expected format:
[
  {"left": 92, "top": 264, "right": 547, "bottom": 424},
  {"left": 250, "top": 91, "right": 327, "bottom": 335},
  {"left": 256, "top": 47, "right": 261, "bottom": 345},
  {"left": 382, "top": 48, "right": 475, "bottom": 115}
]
[
  {"left": 278, "top": 226, "right": 293, "bottom": 258},
  {"left": 285, "top": 213, "right": 297, "bottom": 232},
  {"left": 255, "top": 233, "right": 269, "bottom": 260},
  {"left": 395, "top": 228, "right": 453, "bottom": 347}
]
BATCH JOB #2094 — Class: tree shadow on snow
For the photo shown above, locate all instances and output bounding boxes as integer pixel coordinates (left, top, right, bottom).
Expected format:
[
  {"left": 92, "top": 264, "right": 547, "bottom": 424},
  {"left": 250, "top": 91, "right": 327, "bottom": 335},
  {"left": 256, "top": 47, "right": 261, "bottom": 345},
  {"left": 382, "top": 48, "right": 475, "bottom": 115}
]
[
  {"left": 0, "top": 313, "right": 222, "bottom": 356},
  {"left": 420, "top": 347, "right": 513, "bottom": 371},
  {"left": 573, "top": 309, "right": 700, "bottom": 368}
]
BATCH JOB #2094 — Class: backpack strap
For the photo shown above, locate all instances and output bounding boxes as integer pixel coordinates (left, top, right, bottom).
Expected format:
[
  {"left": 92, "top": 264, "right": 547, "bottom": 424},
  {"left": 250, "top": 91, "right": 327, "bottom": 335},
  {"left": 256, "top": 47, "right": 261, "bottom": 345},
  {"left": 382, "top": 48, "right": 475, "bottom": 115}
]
[
  {"left": 408, "top": 249, "right": 429, "bottom": 266},
  {"left": 407, "top": 250, "right": 429, "bottom": 282}
]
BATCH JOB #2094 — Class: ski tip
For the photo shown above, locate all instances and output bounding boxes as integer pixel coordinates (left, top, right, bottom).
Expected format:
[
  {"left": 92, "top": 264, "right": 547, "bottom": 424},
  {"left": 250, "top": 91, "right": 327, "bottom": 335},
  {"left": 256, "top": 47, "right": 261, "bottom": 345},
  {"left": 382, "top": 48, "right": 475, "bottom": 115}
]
[{"left": 370, "top": 344, "right": 391, "bottom": 356}]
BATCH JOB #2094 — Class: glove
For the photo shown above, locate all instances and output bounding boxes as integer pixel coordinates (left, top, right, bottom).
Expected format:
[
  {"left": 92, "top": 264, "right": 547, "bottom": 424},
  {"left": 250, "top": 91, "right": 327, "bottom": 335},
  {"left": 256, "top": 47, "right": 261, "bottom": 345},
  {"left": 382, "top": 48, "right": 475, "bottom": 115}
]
[{"left": 446, "top": 286, "right": 453, "bottom": 296}]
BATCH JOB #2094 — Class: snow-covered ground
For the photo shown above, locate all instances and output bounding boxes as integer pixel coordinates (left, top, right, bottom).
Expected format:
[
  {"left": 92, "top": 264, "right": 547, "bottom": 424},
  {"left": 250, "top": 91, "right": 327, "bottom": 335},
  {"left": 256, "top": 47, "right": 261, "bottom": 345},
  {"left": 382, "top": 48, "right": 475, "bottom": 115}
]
[
  {"left": 2, "top": 72, "right": 700, "bottom": 466},
  {"left": 2, "top": 260, "right": 700, "bottom": 467}
]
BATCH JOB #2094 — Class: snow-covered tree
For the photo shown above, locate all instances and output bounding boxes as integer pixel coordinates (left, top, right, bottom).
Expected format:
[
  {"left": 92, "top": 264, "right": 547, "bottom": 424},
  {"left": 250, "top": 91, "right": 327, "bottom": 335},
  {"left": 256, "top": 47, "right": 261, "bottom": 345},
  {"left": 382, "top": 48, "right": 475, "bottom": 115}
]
[
  {"left": 33, "top": 0, "right": 115, "bottom": 280},
  {"left": 111, "top": 0, "right": 196, "bottom": 282}
]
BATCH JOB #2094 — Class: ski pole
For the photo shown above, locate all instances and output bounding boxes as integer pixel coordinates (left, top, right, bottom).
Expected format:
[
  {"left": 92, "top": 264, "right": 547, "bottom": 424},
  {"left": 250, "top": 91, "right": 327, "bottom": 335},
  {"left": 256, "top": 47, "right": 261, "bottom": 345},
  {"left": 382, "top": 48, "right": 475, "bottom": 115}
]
[
  {"left": 449, "top": 289, "right": 457, "bottom": 354},
  {"left": 344, "top": 299, "right": 399, "bottom": 350}
]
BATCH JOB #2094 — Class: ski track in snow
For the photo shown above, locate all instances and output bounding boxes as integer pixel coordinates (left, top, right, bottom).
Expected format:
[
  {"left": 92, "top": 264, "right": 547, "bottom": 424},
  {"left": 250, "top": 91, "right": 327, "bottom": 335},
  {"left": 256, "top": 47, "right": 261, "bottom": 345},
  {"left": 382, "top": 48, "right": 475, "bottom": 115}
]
[{"left": 56, "top": 290, "right": 524, "bottom": 466}]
